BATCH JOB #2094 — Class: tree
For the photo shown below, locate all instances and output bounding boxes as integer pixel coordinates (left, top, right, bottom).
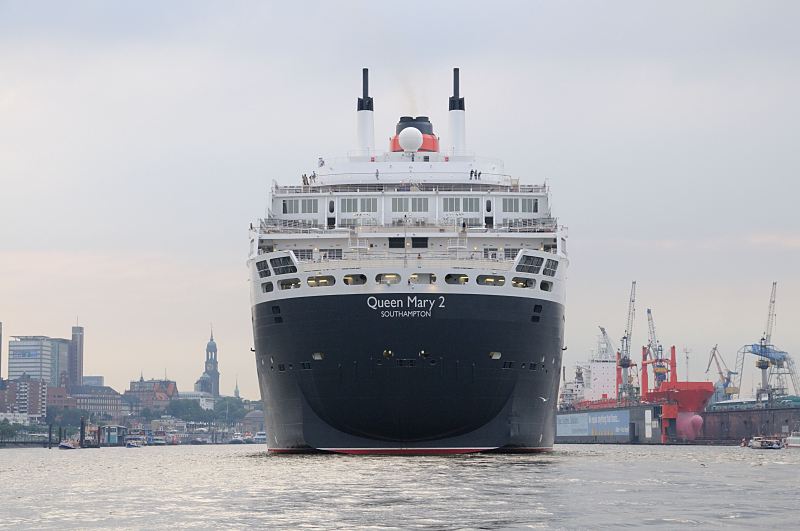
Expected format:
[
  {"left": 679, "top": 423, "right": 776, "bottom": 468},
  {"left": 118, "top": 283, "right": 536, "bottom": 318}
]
[
  {"left": 213, "top": 397, "right": 247, "bottom": 424},
  {"left": 46, "top": 407, "right": 92, "bottom": 427},
  {"left": 166, "top": 399, "right": 213, "bottom": 423},
  {"left": 0, "top": 419, "right": 16, "bottom": 439}
]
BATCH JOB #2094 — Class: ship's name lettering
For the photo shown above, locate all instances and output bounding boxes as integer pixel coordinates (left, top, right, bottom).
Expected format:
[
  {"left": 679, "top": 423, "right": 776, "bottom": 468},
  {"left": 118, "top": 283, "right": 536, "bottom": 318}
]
[{"left": 367, "top": 296, "right": 445, "bottom": 318}]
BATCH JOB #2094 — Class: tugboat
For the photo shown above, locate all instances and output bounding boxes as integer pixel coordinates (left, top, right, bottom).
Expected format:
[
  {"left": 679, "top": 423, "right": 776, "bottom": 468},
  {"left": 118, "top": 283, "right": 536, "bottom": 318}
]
[{"left": 248, "top": 68, "right": 568, "bottom": 454}]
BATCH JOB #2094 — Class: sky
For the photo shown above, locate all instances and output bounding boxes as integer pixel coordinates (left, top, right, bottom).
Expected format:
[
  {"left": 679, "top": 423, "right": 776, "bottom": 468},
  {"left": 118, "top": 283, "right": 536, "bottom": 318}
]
[{"left": 1, "top": 1, "right": 798, "bottom": 399}]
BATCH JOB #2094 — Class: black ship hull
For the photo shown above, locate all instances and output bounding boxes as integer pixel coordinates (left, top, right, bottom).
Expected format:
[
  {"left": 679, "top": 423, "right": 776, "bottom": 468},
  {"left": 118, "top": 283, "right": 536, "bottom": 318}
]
[{"left": 252, "top": 292, "right": 564, "bottom": 454}]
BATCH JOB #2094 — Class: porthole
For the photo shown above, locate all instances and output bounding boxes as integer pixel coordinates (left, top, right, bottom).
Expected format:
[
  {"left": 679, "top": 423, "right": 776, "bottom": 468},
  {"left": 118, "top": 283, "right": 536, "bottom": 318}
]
[
  {"left": 511, "top": 277, "right": 535, "bottom": 289},
  {"left": 445, "top": 273, "right": 469, "bottom": 285},
  {"left": 328, "top": 200, "right": 335, "bottom": 213},
  {"left": 278, "top": 278, "right": 302, "bottom": 290},
  {"left": 477, "top": 275, "right": 505, "bottom": 286},
  {"left": 540, "top": 281, "right": 553, "bottom": 292},
  {"left": 343, "top": 274, "right": 367, "bottom": 285},
  {"left": 261, "top": 282, "right": 274, "bottom": 293},
  {"left": 376, "top": 273, "right": 401, "bottom": 285},
  {"left": 486, "top": 200, "right": 492, "bottom": 213},
  {"left": 307, "top": 275, "right": 336, "bottom": 287}
]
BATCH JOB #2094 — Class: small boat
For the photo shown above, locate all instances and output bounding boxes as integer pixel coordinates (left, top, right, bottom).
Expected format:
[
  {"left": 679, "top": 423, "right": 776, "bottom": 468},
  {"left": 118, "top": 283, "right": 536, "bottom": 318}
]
[
  {"left": 254, "top": 432, "right": 267, "bottom": 444},
  {"left": 149, "top": 436, "right": 167, "bottom": 446},
  {"left": 58, "top": 440, "right": 79, "bottom": 450},
  {"left": 748, "top": 436, "right": 784, "bottom": 450},
  {"left": 126, "top": 441, "right": 141, "bottom": 448},
  {"left": 189, "top": 437, "right": 208, "bottom": 445},
  {"left": 229, "top": 432, "right": 245, "bottom": 444},
  {"left": 786, "top": 431, "right": 800, "bottom": 448}
]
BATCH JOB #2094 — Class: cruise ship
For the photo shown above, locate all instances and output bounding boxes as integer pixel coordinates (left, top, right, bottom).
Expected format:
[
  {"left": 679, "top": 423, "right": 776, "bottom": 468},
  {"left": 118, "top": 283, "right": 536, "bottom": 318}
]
[{"left": 247, "top": 68, "right": 568, "bottom": 454}]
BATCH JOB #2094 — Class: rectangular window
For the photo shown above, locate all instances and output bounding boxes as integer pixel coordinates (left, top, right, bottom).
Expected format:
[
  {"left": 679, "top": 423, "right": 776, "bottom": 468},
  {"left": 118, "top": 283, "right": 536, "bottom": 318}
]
[
  {"left": 462, "top": 198, "right": 480, "bottom": 212},
  {"left": 411, "top": 237, "right": 428, "bottom": 249},
  {"left": 388, "top": 237, "right": 405, "bottom": 249},
  {"left": 411, "top": 197, "right": 428, "bottom": 212},
  {"left": 502, "top": 198, "right": 519, "bottom": 212},
  {"left": 504, "top": 248, "right": 521, "bottom": 260},
  {"left": 543, "top": 259, "right": 559, "bottom": 277},
  {"left": 443, "top": 197, "right": 460, "bottom": 212},
  {"left": 256, "top": 260, "right": 271, "bottom": 278},
  {"left": 464, "top": 217, "right": 481, "bottom": 227},
  {"left": 340, "top": 198, "right": 358, "bottom": 213},
  {"left": 360, "top": 197, "right": 377, "bottom": 212},
  {"left": 521, "top": 198, "right": 538, "bottom": 213},
  {"left": 392, "top": 198, "right": 409, "bottom": 212},
  {"left": 282, "top": 199, "right": 299, "bottom": 214},
  {"left": 294, "top": 249, "right": 313, "bottom": 261},
  {"left": 320, "top": 248, "right": 343, "bottom": 259},
  {"left": 270, "top": 256, "right": 297, "bottom": 275},
  {"left": 483, "top": 247, "right": 499, "bottom": 259},
  {"left": 301, "top": 199, "right": 318, "bottom": 213},
  {"left": 516, "top": 255, "right": 544, "bottom": 274}
]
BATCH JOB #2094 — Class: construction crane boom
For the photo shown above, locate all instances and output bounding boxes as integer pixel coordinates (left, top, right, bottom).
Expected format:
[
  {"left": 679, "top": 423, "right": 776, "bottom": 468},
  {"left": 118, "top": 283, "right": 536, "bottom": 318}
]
[
  {"left": 764, "top": 281, "right": 777, "bottom": 344},
  {"left": 620, "top": 281, "right": 637, "bottom": 360},
  {"left": 646, "top": 308, "right": 661, "bottom": 360}
]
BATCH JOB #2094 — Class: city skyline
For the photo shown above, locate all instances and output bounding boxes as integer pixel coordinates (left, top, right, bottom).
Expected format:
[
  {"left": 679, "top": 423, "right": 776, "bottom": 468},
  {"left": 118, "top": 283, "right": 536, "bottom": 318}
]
[{"left": 1, "top": 1, "right": 799, "bottom": 398}]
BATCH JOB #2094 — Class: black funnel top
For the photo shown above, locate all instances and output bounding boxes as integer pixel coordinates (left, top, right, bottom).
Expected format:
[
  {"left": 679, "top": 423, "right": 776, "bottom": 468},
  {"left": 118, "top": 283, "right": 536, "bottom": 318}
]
[
  {"left": 357, "top": 68, "right": 374, "bottom": 111},
  {"left": 448, "top": 67, "right": 465, "bottom": 111},
  {"left": 396, "top": 116, "right": 434, "bottom": 135}
]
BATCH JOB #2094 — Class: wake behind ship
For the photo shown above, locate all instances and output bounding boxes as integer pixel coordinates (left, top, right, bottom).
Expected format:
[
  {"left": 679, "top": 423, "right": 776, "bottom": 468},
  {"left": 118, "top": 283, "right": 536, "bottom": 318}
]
[{"left": 247, "top": 69, "right": 568, "bottom": 454}]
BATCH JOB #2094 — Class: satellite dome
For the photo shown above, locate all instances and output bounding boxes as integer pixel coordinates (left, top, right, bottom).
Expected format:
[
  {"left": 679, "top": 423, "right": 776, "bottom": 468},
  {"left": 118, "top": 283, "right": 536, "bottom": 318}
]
[{"left": 398, "top": 126, "right": 423, "bottom": 152}]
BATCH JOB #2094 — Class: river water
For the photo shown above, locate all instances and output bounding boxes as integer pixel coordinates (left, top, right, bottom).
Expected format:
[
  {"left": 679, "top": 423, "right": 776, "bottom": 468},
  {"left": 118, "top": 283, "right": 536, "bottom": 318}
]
[{"left": 1, "top": 444, "right": 797, "bottom": 529}]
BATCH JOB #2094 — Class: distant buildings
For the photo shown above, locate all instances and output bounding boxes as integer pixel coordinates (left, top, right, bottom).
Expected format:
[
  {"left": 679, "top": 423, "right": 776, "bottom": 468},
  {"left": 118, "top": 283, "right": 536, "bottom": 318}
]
[
  {"left": 123, "top": 376, "right": 179, "bottom": 414},
  {"left": 177, "top": 391, "right": 215, "bottom": 410},
  {"left": 68, "top": 325, "right": 84, "bottom": 387},
  {"left": 70, "top": 385, "right": 122, "bottom": 418},
  {"left": 194, "top": 330, "right": 220, "bottom": 397},
  {"left": 0, "top": 375, "right": 47, "bottom": 422},
  {"left": 82, "top": 376, "right": 104, "bottom": 387},
  {"left": 47, "top": 386, "right": 77, "bottom": 410},
  {"left": 6, "top": 328, "right": 82, "bottom": 388}
]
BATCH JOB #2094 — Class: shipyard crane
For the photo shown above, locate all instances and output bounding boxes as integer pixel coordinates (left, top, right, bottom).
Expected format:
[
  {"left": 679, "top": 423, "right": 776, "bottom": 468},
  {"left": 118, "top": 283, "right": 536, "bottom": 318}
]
[
  {"left": 705, "top": 345, "right": 738, "bottom": 401},
  {"left": 733, "top": 282, "right": 799, "bottom": 399},
  {"left": 598, "top": 326, "right": 617, "bottom": 361},
  {"left": 618, "top": 281, "right": 637, "bottom": 400},
  {"left": 646, "top": 308, "right": 668, "bottom": 387}
]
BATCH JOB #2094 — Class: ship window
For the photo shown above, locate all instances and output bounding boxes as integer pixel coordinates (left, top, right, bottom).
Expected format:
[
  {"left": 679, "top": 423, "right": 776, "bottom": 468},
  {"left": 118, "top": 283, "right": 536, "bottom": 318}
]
[
  {"left": 540, "top": 280, "right": 553, "bottom": 292},
  {"left": 483, "top": 248, "right": 499, "bottom": 259},
  {"left": 504, "top": 248, "right": 521, "bottom": 260},
  {"left": 411, "top": 197, "right": 428, "bottom": 212},
  {"left": 392, "top": 197, "right": 409, "bottom": 212},
  {"left": 278, "top": 364, "right": 285, "bottom": 372},
  {"left": 411, "top": 237, "right": 428, "bottom": 248},
  {"left": 274, "top": 316, "right": 283, "bottom": 324},
  {"left": 328, "top": 200, "right": 335, "bottom": 213},
  {"left": 282, "top": 199, "right": 299, "bottom": 214},
  {"left": 343, "top": 274, "right": 367, "bottom": 285},
  {"left": 301, "top": 362, "right": 312, "bottom": 370},
  {"left": 516, "top": 255, "right": 544, "bottom": 274},
  {"left": 340, "top": 198, "right": 358, "bottom": 213},
  {"left": 522, "top": 198, "right": 538, "bottom": 213},
  {"left": 534, "top": 304, "right": 542, "bottom": 313},
  {"left": 443, "top": 197, "right": 460, "bottom": 212},
  {"left": 312, "top": 352, "right": 324, "bottom": 361},
  {"left": 307, "top": 275, "right": 335, "bottom": 287},
  {"left": 489, "top": 351, "right": 502, "bottom": 360},
  {"left": 445, "top": 273, "right": 469, "bottom": 285},
  {"left": 278, "top": 278, "right": 301, "bottom": 290},
  {"left": 531, "top": 315, "right": 541, "bottom": 323},
  {"left": 256, "top": 260, "right": 271, "bottom": 278},
  {"left": 389, "top": 237, "right": 405, "bottom": 249},
  {"left": 502, "top": 198, "right": 519, "bottom": 212},
  {"left": 486, "top": 200, "right": 492, "bottom": 213},
  {"left": 320, "top": 248, "right": 343, "bottom": 260},
  {"left": 261, "top": 282, "right": 274, "bottom": 293},
  {"left": 270, "top": 256, "right": 297, "bottom": 275},
  {"left": 531, "top": 363, "right": 537, "bottom": 370},
  {"left": 477, "top": 275, "right": 505, "bottom": 286},
  {"left": 271, "top": 306, "right": 281, "bottom": 314},
  {"left": 409, "top": 273, "right": 436, "bottom": 285},
  {"left": 502, "top": 361, "right": 514, "bottom": 369},
  {"left": 511, "top": 277, "right": 535, "bottom": 288},
  {"left": 360, "top": 197, "right": 377, "bottom": 212},
  {"left": 301, "top": 199, "right": 318, "bottom": 213},
  {"left": 294, "top": 249, "right": 313, "bottom": 261},
  {"left": 543, "top": 259, "right": 559, "bottom": 277},
  {"left": 376, "top": 273, "right": 401, "bottom": 285},
  {"left": 462, "top": 198, "right": 480, "bottom": 212}
]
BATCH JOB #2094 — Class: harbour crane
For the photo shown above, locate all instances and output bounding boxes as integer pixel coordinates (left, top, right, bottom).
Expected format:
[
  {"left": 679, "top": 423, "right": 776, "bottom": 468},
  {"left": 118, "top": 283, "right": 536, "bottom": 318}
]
[
  {"left": 733, "top": 282, "right": 799, "bottom": 399},
  {"left": 705, "top": 345, "right": 738, "bottom": 401},
  {"left": 646, "top": 308, "right": 668, "bottom": 387},
  {"left": 618, "top": 281, "right": 638, "bottom": 400},
  {"left": 598, "top": 326, "right": 617, "bottom": 361}
]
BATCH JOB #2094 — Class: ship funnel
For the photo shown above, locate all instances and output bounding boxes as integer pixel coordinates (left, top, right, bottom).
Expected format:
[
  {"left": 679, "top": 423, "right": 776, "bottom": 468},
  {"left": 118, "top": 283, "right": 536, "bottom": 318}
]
[
  {"left": 448, "top": 67, "right": 466, "bottom": 155},
  {"left": 357, "top": 67, "right": 375, "bottom": 154}
]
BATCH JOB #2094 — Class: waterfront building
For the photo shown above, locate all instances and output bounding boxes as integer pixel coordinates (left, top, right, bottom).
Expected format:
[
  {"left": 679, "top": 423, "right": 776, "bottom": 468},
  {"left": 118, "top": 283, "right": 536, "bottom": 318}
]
[
  {"left": 194, "top": 330, "right": 220, "bottom": 397},
  {"left": 176, "top": 390, "right": 215, "bottom": 410},
  {"left": 123, "top": 376, "right": 179, "bottom": 413},
  {"left": 242, "top": 410, "right": 265, "bottom": 434},
  {"left": 0, "top": 374, "right": 47, "bottom": 422},
  {"left": 83, "top": 375, "right": 104, "bottom": 387},
  {"left": 8, "top": 336, "right": 54, "bottom": 383},
  {"left": 68, "top": 325, "right": 84, "bottom": 388},
  {"left": 0, "top": 412, "right": 30, "bottom": 425},
  {"left": 47, "top": 386, "right": 77, "bottom": 409},
  {"left": 70, "top": 385, "right": 123, "bottom": 418}
]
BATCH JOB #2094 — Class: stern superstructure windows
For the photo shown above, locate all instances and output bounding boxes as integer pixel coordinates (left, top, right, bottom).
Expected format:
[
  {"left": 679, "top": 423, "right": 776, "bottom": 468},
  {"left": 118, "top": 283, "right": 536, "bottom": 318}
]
[
  {"left": 477, "top": 275, "right": 505, "bottom": 286},
  {"left": 443, "top": 198, "right": 460, "bottom": 212},
  {"left": 516, "top": 255, "right": 544, "bottom": 274},
  {"left": 504, "top": 248, "right": 521, "bottom": 260},
  {"left": 376, "top": 273, "right": 401, "bottom": 285},
  {"left": 462, "top": 198, "right": 480, "bottom": 212},
  {"left": 411, "top": 197, "right": 428, "bottom": 212},
  {"left": 411, "top": 237, "right": 428, "bottom": 249},
  {"left": 502, "top": 198, "right": 519, "bottom": 212},
  {"left": 340, "top": 198, "right": 358, "bottom": 213},
  {"left": 543, "top": 259, "right": 559, "bottom": 277},
  {"left": 294, "top": 249, "right": 313, "bottom": 261},
  {"left": 278, "top": 278, "right": 301, "bottom": 290},
  {"left": 301, "top": 199, "right": 318, "bottom": 213},
  {"left": 282, "top": 199, "right": 300, "bottom": 214},
  {"left": 320, "top": 248, "right": 343, "bottom": 259},
  {"left": 389, "top": 237, "right": 405, "bottom": 249},
  {"left": 392, "top": 198, "right": 409, "bottom": 212},
  {"left": 256, "top": 260, "right": 271, "bottom": 278},
  {"left": 307, "top": 275, "right": 336, "bottom": 287},
  {"left": 522, "top": 198, "right": 538, "bottom": 213},
  {"left": 445, "top": 273, "right": 469, "bottom": 285},
  {"left": 511, "top": 277, "right": 535, "bottom": 288},
  {"left": 360, "top": 198, "right": 377, "bottom": 212},
  {"left": 270, "top": 256, "right": 297, "bottom": 275}
]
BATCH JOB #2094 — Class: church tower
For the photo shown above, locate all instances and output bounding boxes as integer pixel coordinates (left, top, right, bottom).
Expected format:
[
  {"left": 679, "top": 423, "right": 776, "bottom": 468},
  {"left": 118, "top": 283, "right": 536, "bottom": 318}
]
[{"left": 195, "top": 327, "right": 220, "bottom": 397}]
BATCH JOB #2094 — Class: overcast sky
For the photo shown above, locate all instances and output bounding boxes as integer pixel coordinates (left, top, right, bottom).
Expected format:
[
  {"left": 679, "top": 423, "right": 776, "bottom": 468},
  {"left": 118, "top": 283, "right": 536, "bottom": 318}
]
[{"left": 1, "top": 1, "right": 798, "bottom": 399}]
